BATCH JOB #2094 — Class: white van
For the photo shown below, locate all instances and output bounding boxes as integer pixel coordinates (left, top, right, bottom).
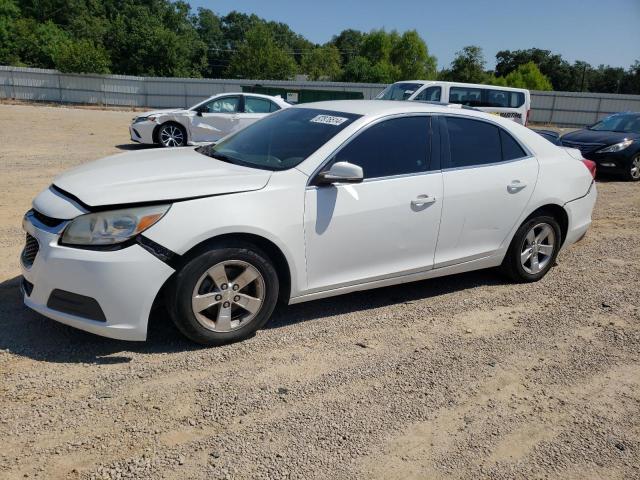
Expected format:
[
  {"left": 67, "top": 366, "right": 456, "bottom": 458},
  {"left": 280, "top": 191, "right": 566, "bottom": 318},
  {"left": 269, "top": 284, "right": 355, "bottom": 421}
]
[{"left": 376, "top": 81, "right": 531, "bottom": 126}]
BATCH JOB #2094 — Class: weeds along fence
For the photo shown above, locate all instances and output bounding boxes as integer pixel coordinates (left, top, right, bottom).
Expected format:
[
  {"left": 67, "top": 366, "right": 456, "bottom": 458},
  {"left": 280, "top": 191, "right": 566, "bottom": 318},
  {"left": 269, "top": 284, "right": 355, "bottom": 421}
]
[{"left": 2, "top": 65, "right": 640, "bottom": 127}]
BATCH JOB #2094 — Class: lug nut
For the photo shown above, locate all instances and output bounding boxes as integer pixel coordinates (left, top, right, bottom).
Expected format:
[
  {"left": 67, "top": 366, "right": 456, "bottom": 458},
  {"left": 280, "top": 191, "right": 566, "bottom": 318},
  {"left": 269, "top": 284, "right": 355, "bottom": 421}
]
[
  {"left": 221, "top": 283, "right": 228, "bottom": 290},
  {"left": 215, "top": 294, "right": 222, "bottom": 301},
  {"left": 223, "top": 301, "right": 230, "bottom": 308},
  {"left": 233, "top": 295, "right": 240, "bottom": 302},
  {"left": 232, "top": 284, "right": 239, "bottom": 291}
]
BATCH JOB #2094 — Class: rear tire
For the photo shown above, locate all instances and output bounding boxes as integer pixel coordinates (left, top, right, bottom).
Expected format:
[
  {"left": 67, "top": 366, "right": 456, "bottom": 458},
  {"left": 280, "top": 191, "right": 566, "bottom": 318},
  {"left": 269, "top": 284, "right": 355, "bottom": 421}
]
[
  {"left": 626, "top": 154, "right": 640, "bottom": 182},
  {"left": 501, "top": 215, "right": 561, "bottom": 282},
  {"left": 167, "top": 244, "right": 279, "bottom": 345},
  {"left": 157, "top": 123, "right": 187, "bottom": 147}
]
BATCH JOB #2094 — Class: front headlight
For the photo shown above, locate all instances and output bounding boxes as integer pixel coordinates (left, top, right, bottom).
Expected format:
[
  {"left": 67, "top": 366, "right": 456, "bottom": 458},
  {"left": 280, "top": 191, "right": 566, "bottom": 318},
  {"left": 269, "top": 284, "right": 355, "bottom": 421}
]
[
  {"left": 596, "top": 139, "right": 633, "bottom": 153},
  {"left": 61, "top": 205, "right": 170, "bottom": 246},
  {"left": 133, "top": 115, "right": 156, "bottom": 124}
]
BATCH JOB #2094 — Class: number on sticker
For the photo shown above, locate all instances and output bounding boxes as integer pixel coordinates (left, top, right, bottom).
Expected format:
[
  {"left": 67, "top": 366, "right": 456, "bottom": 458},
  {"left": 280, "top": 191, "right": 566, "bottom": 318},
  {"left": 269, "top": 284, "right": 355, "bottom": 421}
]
[{"left": 310, "top": 115, "right": 349, "bottom": 126}]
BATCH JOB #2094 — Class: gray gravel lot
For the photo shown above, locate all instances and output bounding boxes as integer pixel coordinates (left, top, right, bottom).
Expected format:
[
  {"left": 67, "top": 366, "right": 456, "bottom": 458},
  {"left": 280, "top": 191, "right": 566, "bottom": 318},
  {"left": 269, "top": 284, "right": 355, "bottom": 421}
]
[{"left": 0, "top": 103, "right": 639, "bottom": 480}]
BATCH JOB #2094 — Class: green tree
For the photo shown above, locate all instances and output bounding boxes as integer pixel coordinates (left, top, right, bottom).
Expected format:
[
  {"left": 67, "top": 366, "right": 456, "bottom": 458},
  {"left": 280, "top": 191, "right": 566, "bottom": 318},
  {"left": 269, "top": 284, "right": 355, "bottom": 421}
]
[
  {"left": 226, "top": 23, "right": 297, "bottom": 80},
  {"left": 194, "top": 7, "right": 224, "bottom": 77},
  {"left": 442, "top": 45, "right": 487, "bottom": 83},
  {"left": 302, "top": 45, "right": 342, "bottom": 81},
  {"left": 502, "top": 62, "right": 553, "bottom": 90},
  {"left": 390, "top": 30, "right": 437, "bottom": 80},
  {"left": 341, "top": 56, "right": 374, "bottom": 82},
  {"left": 495, "top": 48, "right": 572, "bottom": 90},
  {"left": 13, "top": 19, "right": 71, "bottom": 69},
  {"left": 621, "top": 61, "right": 640, "bottom": 94},
  {"left": 53, "top": 38, "right": 110, "bottom": 73},
  {"left": 0, "top": 0, "right": 20, "bottom": 65},
  {"left": 330, "top": 29, "right": 363, "bottom": 65}
]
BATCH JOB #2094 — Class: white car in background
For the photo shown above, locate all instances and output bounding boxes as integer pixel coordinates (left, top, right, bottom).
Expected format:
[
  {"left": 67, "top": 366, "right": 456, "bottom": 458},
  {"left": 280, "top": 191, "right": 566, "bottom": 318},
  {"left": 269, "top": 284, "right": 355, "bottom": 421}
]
[
  {"left": 377, "top": 80, "right": 531, "bottom": 125},
  {"left": 129, "top": 93, "right": 290, "bottom": 147},
  {"left": 22, "top": 101, "right": 596, "bottom": 346}
]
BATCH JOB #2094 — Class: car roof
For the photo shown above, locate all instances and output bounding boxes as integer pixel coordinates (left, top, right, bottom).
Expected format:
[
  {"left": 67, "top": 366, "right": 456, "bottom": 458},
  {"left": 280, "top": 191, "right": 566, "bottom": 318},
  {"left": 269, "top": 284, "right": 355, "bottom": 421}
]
[
  {"left": 388, "top": 80, "right": 529, "bottom": 93},
  {"left": 208, "top": 92, "right": 286, "bottom": 103},
  {"left": 295, "top": 99, "right": 500, "bottom": 120}
]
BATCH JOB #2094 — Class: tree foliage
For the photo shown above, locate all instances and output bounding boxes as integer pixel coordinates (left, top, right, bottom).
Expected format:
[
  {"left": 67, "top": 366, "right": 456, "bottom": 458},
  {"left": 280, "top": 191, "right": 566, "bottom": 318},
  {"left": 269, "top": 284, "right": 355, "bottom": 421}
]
[
  {"left": 226, "top": 23, "right": 297, "bottom": 80},
  {"left": 0, "top": 1, "right": 638, "bottom": 93},
  {"left": 302, "top": 45, "right": 342, "bottom": 81}
]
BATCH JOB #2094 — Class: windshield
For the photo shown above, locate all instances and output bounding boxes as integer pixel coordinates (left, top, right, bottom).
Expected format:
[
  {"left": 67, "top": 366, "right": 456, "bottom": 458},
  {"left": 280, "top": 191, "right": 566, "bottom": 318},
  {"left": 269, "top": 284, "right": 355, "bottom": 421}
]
[
  {"left": 376, "top": 82, "right": 424, "bottom": 101},
  {"left": 590, "top": 114, "right": 640, "bottom": 134},
  {"left": 197, "top": 108, "right": 361, "bottom": 171}
]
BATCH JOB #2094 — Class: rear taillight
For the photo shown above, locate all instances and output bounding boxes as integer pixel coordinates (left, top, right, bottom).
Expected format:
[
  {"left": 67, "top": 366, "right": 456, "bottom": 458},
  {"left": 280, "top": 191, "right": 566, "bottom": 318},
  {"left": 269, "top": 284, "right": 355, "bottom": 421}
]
[
  {"left": 581, "top": 159, "right": 596, "bottom": 178},
  {"left": 525, "top": 109, "right": 531, "bottom": 126}
]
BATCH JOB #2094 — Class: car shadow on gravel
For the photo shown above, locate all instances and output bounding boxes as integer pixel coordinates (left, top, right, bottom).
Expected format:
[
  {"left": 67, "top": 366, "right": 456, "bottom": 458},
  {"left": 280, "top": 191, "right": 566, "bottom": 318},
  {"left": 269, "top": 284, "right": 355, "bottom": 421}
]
[
  {"left": 1, "top": 269, "right": 509, "bottom": 364},
  {"left": 0, "top": 276, "right": 199, "bottom": 365},
  {"left": 267, "top": 268, "right": 509, "bottom": 330},
  {"left": 115, "top": 143, "right": 158, "bottom": 151}
]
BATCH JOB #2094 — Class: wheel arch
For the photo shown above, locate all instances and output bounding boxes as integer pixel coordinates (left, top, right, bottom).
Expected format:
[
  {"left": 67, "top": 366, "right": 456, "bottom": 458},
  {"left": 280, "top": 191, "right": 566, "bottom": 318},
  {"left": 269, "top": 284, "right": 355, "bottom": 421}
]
[
  {"left": 523, "top": 203, "right": 569, "bottom": 246},
  {"left": 168, "top": 232, "right": 292, "bottom": 305},
  {"left": 153, "top": 120, "right": 188, "bottom": 145}
]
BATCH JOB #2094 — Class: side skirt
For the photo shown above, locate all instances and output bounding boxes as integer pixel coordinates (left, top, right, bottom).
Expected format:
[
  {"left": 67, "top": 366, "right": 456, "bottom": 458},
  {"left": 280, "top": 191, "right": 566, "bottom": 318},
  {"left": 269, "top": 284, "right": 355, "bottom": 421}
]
[{"left": 288, "top": 254, "right": 503, "bottom": 305}]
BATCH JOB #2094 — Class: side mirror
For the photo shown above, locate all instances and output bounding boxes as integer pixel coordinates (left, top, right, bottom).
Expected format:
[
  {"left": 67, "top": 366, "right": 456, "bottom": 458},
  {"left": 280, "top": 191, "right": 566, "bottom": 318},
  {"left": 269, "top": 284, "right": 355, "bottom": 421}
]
[
  {"left": 196, "top": 109, "right": 204, "bottom": 117},
  {"left": 315, "top": 161, "right": 364, "bottom": 185}
]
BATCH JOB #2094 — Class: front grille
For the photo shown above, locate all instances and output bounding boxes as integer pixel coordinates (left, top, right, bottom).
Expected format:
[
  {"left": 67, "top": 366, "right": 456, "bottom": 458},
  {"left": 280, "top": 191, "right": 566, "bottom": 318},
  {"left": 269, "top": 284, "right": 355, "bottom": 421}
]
[
  {"left": 32, "top": 209, "right": 65, "bottom": 228},
  {"left": 561, "top": 140, "right": 605, "bottom": 156},
  {"left": 21, "top": 234, "right": 39, "bottom": 268}
]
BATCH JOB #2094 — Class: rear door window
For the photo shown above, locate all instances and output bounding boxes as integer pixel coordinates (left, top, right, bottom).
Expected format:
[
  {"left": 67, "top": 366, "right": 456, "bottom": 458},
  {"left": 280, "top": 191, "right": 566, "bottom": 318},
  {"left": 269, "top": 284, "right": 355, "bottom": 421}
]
[
  {"left": 445, "top": 117, "right": 528, "bottom": 168},
  {"left": 244, "top": 96, "right": 279, "bottom": 113}
]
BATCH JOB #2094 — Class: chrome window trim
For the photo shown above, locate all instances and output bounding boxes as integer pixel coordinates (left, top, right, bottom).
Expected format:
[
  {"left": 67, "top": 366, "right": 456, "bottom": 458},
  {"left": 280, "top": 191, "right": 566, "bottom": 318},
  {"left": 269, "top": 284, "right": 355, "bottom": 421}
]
[
  {"left": 441, "top": 155, "right": 535, "bottom": 173},
  {"left": 306, "top": 113, "right": 436, "bottom": 188}
]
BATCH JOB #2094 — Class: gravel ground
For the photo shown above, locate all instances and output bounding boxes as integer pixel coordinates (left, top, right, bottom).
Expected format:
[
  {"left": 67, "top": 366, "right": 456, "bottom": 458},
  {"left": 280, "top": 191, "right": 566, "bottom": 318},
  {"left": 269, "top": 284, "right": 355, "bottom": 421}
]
[{"left": 0, "top": 103, "right": 639, "bottom": 480}]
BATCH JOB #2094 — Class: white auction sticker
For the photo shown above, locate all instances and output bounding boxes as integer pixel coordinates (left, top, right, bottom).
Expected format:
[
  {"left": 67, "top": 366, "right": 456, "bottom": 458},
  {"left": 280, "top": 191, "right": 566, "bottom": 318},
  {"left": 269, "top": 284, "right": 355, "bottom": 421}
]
[{"left": 310, "top": 114, "right": 349, "bottom": 126}]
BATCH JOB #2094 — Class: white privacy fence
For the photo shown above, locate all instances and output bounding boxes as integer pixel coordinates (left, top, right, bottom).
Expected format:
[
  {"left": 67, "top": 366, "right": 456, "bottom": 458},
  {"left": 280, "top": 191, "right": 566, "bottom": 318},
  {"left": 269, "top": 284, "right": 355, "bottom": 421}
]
[{"left": 2, "top": 65, "right": 640, "bottom": 127}]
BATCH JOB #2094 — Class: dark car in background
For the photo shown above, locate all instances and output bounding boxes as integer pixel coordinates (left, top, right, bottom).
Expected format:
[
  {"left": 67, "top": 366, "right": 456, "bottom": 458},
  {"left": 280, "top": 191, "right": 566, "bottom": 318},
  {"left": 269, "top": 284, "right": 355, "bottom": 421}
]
[
  {"left": 560, "top": 113, "right": 640, "bottom": 181},
  {"left": 532, "top": 129, "right": 561, "bottom": 145}
]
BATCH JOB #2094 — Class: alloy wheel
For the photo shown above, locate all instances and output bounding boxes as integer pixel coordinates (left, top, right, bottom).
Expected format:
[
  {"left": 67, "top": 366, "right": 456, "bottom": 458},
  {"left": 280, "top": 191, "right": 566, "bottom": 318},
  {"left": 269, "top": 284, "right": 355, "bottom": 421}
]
[
  {"left": 631, "top": 156, "right": 640, "bottom": 180},
  {"left": 159, "top": 125, "right": 184, "bottom": 147},
  {"left": 191, "top": 260, "right": 265, "bottom": 332},
  {"left": 520, "top": 222, "right": 556, "bottom": 275}
]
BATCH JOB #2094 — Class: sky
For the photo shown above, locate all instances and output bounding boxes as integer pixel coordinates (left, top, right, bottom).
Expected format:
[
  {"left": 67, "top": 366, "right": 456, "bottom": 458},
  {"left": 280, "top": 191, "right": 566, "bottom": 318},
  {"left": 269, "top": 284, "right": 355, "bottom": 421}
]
[{"left": 190, "top": 0, "right": 640, "bottom": 70}]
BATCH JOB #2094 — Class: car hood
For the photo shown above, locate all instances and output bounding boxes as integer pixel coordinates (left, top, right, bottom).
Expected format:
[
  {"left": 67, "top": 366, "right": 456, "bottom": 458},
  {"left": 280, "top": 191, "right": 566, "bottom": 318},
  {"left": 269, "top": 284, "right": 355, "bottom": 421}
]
[
  {"left": 561, "top": 128, "right": 640, "bottom": 145},
  {"left": 135, "top": 109, "right": 189, "bottom": 118},
  {"left": 51, "top": 147, "right": 272, "bottom": 209}
]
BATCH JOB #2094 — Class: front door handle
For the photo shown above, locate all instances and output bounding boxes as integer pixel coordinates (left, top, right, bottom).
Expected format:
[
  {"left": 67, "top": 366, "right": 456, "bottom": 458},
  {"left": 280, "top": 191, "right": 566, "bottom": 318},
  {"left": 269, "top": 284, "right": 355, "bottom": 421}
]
[
  {"left": 507, "top": 180, "right": 527, "bottom": 193},
  {"left": 411, "top": 194, "right": 437, "bottom": 207}
]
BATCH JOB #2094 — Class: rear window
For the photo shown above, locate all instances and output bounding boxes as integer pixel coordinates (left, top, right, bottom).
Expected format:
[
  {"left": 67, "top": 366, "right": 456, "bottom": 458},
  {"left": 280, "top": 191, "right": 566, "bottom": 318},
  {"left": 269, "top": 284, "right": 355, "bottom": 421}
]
[
  {"left": 376, "top": 82, "right": 424, "bottom": 101},
  {"left": 449, "top": 87, "right": 525, "bottom": 108},
  {"left": 198, "top": 108, "right": 361, "bottom": 171}
]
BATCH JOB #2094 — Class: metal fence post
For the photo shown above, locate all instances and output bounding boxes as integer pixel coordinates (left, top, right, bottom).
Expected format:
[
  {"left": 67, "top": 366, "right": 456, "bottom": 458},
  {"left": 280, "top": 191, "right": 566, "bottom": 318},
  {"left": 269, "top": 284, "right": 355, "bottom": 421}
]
[
  {"left": 549, "top": 93, "right": 557, "bottom": 124},
  {"left": 57, "top": 72, "right": 63, "bottom": 103},
  {"left": 10, "top": 68, "right": 16, "bottom": 100}
]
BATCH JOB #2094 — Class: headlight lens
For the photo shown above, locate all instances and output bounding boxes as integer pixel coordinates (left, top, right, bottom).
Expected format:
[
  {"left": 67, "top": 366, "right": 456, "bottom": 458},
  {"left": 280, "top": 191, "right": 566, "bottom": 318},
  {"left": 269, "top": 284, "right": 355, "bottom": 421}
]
[
  {"left": 133, "top": 115, "right": 156, "bottom": 124},
  {"left": 61, "top": 205, "right": 170, "bottom": 246},
  {"left": 596, "top": 139, "right": 633, "bottom": 153}
]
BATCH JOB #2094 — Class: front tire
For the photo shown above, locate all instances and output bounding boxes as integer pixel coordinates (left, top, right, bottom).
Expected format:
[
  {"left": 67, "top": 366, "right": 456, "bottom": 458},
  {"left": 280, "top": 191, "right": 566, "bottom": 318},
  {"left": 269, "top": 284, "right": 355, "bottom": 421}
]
[
  {"left": 158, "top": 123, "right": 187, "bottom": 147},
  {"left": 167, "top": 244, "right": 279, "bottom": 345},
  {"left": 626, "top": 154, "right": 640, "bottom": 182},
  {"left": 501, "top": 215, "right": 561, "bottom": 282}
]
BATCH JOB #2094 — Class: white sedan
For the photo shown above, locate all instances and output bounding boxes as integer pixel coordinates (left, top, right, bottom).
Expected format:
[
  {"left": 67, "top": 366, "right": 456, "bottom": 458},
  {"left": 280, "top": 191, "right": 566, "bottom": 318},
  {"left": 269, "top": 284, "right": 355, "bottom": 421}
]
[
  {"left": 129, "top": 93, "right": 290, "bottom": 147},
  {"left": 22, "top": 101, "right": 596, "bottom": 345}
]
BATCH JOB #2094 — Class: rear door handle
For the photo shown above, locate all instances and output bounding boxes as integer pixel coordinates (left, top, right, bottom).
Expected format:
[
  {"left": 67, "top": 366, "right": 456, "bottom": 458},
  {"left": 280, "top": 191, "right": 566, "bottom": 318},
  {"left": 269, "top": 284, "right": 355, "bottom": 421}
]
[
  {"left": 507, "top": 180, "right": 527, "bottom": 193},
  {"left": 411, "top": 194, "right": 436, "bottom": 207}
]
